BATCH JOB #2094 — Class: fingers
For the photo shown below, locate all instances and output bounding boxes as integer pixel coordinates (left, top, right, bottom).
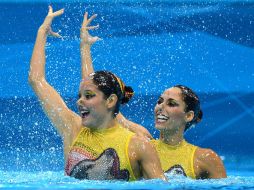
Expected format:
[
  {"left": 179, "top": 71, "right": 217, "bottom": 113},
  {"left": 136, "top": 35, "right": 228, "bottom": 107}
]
[
  {"left": 82, "top": 12, "right": 98, "bottom": 27},
  {"left": 53, "top": 8, "right": 64, "bottom": 17},
  {"left": 87, "top": 14, "right": 97, "bottom": 25},
  {"left": 47, "top": 5, "right": 64, "bottom": 17},
  {"left": 81, "top": 24, "right": 99, "bottom": 35},
  {"left": 81, "top": 12, "right": 88, "bottom": 28},
  {"left": 84, "top": 12, "right": 88, "bottom": 22},
  {"left": 81, "top": 13, "right": 99, "bottom": 33},
  {"left": 94, "top": 36, "right": 102, "bottom": 42},
  {"left": 50, "top": 31, "right": 62, "bottom": 38},
  {"left": 48, "top": 28, "right": 62, "bottom": 38},
  {"left": 85, "top": 24, "right": 99, "bottom": 30},
  {"left": 48, "top": 5, "right": 53, "bottom": 14},
  {"left": 40, "top": 6, "right": 64, "bottom": 37}
]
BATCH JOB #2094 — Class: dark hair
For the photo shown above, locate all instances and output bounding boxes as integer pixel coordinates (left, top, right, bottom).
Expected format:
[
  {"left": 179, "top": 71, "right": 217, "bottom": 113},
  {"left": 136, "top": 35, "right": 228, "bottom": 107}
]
[
  {"left": 174, "top": 85, "right": 203, "bottom": 131},
  {"left": 90, "top": 71, "right": 134, "bottom": 117}
]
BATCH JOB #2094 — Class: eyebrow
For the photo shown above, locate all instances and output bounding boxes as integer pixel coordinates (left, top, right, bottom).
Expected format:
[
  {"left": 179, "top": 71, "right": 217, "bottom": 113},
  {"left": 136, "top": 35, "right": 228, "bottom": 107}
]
[
  {"left": 159, "top": 97, "right": 178, "bottom": 102},
  {"left": 86, "top": 91, "right": 96, "bottom": 95},
  {"left": 166, "top": 98, "right": 180, "bottom": 104},
  {"left": 81, "top": 90, "right": 96, "bottom": 95}
]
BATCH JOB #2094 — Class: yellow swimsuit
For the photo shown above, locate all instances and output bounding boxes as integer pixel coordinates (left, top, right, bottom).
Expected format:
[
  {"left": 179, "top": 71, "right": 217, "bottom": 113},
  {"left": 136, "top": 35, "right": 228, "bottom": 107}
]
[
  {"left": 151, "top": 139, "right": 197, "bottom": 179},
  {"left": 65, "top": 124, "right": 136, "bottom": 181}
]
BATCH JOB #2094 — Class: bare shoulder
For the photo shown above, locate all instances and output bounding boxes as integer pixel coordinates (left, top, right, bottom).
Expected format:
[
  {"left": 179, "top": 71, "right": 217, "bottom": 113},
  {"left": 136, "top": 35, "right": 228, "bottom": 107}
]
[
  {"left": 195, "top": 148, "right": 221, "bottom": 161},
  {"left": 129, "top": 135, "right": 151, "bottom": 150},
  {"left": 128, "top": 134, "right": 158, "bottom": 162},
  {"left": 194, "top": 147, "right": 226, "bottom": 179},
  {"left": 128, "top": 134, "right": 165, "bottom": 180}
]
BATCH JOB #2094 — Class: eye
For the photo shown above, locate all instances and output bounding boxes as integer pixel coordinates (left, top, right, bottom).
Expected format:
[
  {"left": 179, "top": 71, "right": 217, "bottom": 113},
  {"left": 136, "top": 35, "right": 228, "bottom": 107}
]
[
  {"left": 78, "top": 91, "right": 96, "bottom": 100},
  {"left": 84, "top": 92, "right": 96, "bottom": 99},
  {"left": 85, "top": 94, "right": 93, "bottom": 99},
  {"left": 157, "top": 97, "right": 163, "bottom": 105},
  {"left": 167, "top": 100, "right": 178, "bottom": 107}
]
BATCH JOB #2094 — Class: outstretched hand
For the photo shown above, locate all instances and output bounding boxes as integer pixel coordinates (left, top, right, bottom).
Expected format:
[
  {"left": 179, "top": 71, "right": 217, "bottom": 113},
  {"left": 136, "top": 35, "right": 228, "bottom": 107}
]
[
  {"left": 39, "top": 5, "right": 64, "bottom": 37},
  {"left": 80, "top": 12, "right": 100, "bottom": 45}
]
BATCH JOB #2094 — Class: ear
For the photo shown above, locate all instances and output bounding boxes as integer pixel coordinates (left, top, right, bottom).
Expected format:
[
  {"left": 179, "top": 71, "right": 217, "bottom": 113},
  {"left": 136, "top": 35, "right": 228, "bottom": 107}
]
[
  {"left": 184, "top": 111, "right": 194, "bottom": 123},
  {"left": 106, "top": 94, "right": 118, "bottom": 109}
]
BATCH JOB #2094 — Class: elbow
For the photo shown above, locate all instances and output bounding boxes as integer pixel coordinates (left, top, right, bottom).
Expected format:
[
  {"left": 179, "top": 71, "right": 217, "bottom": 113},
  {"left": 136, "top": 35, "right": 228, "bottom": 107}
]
[
  {"left": 28, "top": 74, "right": 36, "bottom": 86},
  {"left": 28, "top": 74, "right": 33, "bottom": 85},
  {"left": 28, "top": 74, "right": 44, "bottom": 87}
]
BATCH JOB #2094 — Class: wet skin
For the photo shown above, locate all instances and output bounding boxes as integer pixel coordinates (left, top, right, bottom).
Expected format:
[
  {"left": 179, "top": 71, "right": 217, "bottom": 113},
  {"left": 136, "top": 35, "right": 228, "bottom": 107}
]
[{"left": 77, "top": 79, "right": 113, "bottom": 129}]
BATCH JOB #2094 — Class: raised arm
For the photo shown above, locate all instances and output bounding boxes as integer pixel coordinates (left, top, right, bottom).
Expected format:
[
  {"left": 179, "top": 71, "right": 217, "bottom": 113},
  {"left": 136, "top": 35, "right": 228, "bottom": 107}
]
[
  {"left": 28, "top": 6, "right": 80, "bottom": 142},
  {"left": 79, "top": 12, "right": 152, "bottom": 139},
  {"left": 80, "top": 12, "right": 100, "bottom": 79},
  {"left": 194, "top": 148, "right": 227, "bottom": 179}
]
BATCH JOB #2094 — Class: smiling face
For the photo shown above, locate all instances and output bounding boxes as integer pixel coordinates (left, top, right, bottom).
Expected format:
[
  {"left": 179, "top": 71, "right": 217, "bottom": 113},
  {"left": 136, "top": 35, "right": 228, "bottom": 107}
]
[
  {"left": 77, "top": 79, "right": 110, "bottom": 129},
  {"left": 154, "top": 87, "right": 189, "bottom": 132}
]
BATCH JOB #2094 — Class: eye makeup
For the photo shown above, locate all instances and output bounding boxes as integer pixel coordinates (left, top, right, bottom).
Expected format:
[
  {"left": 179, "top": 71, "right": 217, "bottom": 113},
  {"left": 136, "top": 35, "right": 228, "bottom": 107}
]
[
  {"left": 84, "top": 91, "right": 96, "bottom": 99},
  {"left": 167, "top": 99, "right": 179, "bottom": 107},
  {"left": 78, "top": 90, "right": 96, "bottom": 99}
]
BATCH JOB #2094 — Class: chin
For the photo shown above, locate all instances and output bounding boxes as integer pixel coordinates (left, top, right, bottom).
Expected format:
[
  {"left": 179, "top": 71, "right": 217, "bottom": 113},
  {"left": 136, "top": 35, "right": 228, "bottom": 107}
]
[
  {"left": 155, "top": 123, "right": 166, "bottom": 130},
  {"left": 83, "top": 120, "right": 100, "bottom": 129},
  {"left": 82, "top": 119, "right": 91, "bottom": 128},
  {"left": 155, "top": 122, "right": 176, "bottom": 131}
]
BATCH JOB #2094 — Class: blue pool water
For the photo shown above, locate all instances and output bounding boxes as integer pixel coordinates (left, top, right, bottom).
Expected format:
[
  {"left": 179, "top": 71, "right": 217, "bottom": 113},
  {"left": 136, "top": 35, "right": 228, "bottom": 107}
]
[{"left": 1, "top": 0, "right": 254, "bottom": 189}]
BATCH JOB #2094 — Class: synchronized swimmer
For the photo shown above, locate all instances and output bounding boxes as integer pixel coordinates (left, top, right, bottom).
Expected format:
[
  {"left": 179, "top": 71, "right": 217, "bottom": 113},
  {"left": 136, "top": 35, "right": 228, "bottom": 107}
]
[
  {"left": 29, "top": 6, "right": 226, "bottom": 181},
  {"left": 80, "top": 11, "right": 227, "bottom": 179},
  {"left": 29, "top": 6, "right": 166, "bottom": 181}
]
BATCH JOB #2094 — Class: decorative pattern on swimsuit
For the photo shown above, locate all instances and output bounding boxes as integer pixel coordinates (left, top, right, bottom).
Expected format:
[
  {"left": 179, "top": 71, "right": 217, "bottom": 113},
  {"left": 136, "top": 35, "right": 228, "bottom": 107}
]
[
  {"left": 151, "top": 139, "right": 198, "bottom": 178},
  {"left": 69, "top": 148, "right": 129, "bottom": 180},
  {"left": 65, "top": 125, "right": 136, "bottom": 181}
]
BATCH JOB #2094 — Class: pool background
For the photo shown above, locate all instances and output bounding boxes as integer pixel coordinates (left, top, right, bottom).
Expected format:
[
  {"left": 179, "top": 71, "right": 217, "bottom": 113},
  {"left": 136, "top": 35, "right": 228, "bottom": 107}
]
[{"left": 0, "top": 0, "right": 254, "bottom": 188}]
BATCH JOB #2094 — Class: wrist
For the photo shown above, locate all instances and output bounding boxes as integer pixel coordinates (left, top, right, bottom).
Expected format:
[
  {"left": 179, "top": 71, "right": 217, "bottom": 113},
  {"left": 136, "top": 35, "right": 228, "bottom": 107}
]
[
  {"left": 80, "top": 43, "right": 92, "bottom": 52},
  {"left": 80, "top": 41, "right": 92, "bottom": 48},
  {"left": 38, "top": 27, "right": 48, "bottom": 36}
]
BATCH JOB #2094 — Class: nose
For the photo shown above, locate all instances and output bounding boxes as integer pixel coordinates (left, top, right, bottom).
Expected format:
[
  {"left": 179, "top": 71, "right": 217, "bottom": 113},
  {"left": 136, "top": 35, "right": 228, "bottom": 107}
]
[
  {"left": 77, "top": 97, "right": 85, "bottom": 106},
  {"left": 155, "top": 102, "right": 164, "bottom": 112}
]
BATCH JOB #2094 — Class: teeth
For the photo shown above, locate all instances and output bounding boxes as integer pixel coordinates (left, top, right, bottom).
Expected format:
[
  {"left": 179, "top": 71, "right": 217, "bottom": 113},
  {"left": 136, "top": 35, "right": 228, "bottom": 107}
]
[
  {"left": 81, "top": 110, "right": 89, "bottom": 114},
  {"left": 157, "top": 115, "right": 169, "bottom": 120},
  {"left": 156, "top": 114, "right": 169, "bottom": 123},
  {"left": 79, "top": 106, "right": 90, "bottom": 117}
]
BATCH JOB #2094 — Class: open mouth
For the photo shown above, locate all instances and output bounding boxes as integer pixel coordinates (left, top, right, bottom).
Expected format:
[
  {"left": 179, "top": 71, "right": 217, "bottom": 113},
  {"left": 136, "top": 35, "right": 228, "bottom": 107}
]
[
  {"left": 156, "top": 114, "right": 169, "bottom": 123},
  {"left": 79, "top": 106, "right": 90, "bottom": 118}
]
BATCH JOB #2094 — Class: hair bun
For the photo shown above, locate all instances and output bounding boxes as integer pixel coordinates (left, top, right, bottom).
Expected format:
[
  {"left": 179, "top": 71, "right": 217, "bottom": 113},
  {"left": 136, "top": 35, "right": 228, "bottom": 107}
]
[{"left": 121, "top": 86, "right": 134, "bottom": 104}]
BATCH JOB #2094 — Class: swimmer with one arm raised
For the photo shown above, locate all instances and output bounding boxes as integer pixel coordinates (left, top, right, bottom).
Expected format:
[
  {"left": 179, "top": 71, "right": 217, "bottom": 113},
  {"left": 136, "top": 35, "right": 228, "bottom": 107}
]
[
  {"left": 81, "top": 13, "right": 227, "bottom": 179},
  {"left": 29, "top": 6, "right": 166, "bottom": 181},
  {"left": 80, "top": 12, "right": 153, "bottom": 139}
]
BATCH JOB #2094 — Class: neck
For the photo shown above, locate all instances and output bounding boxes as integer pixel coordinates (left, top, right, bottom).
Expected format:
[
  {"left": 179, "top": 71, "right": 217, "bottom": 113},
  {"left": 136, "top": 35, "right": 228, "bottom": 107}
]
[
  {"left": 159, "top": 127, "right": 185, "bottom": 146},
  {"left": 102, "top": 117, "right": 117, "bottom": 130},
  {"left": 85, "top": 113, "right": 117, "bottom": 131}
]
